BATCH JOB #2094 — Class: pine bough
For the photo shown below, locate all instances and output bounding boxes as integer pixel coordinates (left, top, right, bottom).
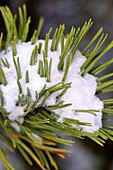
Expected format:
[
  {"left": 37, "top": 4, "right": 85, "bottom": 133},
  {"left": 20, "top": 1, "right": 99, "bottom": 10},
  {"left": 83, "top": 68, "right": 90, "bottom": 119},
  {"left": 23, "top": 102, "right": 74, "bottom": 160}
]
[{"left": 0, "top": 4, "right": 113, "bottom": 170}]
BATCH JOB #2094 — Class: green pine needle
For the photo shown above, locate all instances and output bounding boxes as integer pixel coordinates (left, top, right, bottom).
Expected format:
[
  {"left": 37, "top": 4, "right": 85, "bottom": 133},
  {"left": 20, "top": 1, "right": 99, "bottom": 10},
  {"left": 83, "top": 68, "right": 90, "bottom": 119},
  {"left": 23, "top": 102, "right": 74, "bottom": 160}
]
[
  {"left": 82, "top": 27, "right": 103, "bottom": 55},
  {"left": 103, "top": 99, "right": 113, "bottom": 104},
  {"left": 0, "top": 58, "right": 10, "bottom": 68},
  {"left": 0, "top": 6, "right": 17, "bottom": 51},
  {"left": 30, "top": 45, "right": 38, "bottom": 65},
  {"left": 25, "top": 70, "right": 29, "bottom": 83},
  {"left": 75, "top": 109, "right": 99, "bottom": 116},
  {"left": 0, "top": 66, "right": 7, "bottom": 85},
  {"left": 12, "top": 36, "right": 17, "bottom": 56},
  {"left": 96, "top": 80, "right": 113, "bottom": 93},
  {"left": 81, "top": 33, "right": 108, "bottom": 71},
  {"left": 0, "top": 88, "right": 4, "bottom": 106},
  {"left": 18, "top": 4, "right": 30, "bottom": 41},
  {"left": 82, "top": 41, "right": 113, "bottom": 76},
  {"left": 0, "top": 32, "right": 3, "bottom": 51},
  {"left": 0, "top": 148, "right": 14, "bottom": 170},
  {"left": 31, "top": 17, "right": 45, "bottom": 44},
  {"left": 44, "top": 28, "right": 52, "bottom": 57},
  {"left": 62, "top": 53, "right": 73, "bottom": 82},
  {"left": 97, "top": 72, "right": 113, "bottom": 82},
  {"left": 91, "top": 59, "right": 113, "bottom": 75},
  {"left": 71, "top": 19, "right": 93, "bottom": 58},
  {"left": 17, "top": 78, "right": 22, "bottom": 94},
  {"left": 13, "top": 57, "right": 22, "bottom": 79}
]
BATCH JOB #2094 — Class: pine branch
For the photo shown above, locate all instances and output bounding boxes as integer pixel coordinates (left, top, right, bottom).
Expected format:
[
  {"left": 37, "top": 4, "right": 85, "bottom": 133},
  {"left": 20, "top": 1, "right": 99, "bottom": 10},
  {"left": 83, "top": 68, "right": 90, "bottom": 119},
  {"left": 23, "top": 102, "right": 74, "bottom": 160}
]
[{"left": 0, "top": 4, "right": 113, "bottom": 170}]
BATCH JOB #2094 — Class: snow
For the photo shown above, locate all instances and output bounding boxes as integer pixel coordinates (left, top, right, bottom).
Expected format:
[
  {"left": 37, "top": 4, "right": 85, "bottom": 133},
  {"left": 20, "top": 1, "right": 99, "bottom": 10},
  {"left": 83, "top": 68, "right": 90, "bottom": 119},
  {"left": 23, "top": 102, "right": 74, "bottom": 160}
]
[
  {"left": 32, "top": 133, "right": 42, "bottom": 140},
  {"left": 0, "top": 39, "right": 103, "bottom": 133}
]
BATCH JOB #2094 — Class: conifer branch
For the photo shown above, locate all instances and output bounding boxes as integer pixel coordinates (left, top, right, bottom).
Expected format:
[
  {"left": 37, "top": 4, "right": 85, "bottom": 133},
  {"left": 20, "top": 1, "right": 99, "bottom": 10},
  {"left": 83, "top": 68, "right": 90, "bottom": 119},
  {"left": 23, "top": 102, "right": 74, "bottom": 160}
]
[{"left": 0, "top": 4, "right": 113, "bottom": 170}]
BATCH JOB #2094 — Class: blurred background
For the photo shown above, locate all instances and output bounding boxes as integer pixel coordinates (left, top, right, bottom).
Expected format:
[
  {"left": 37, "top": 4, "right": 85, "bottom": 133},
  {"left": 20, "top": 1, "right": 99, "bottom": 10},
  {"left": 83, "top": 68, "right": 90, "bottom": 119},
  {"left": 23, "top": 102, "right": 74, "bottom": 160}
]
[{"left": 0, "top": 0, "right": 113, "bottom": 170}]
